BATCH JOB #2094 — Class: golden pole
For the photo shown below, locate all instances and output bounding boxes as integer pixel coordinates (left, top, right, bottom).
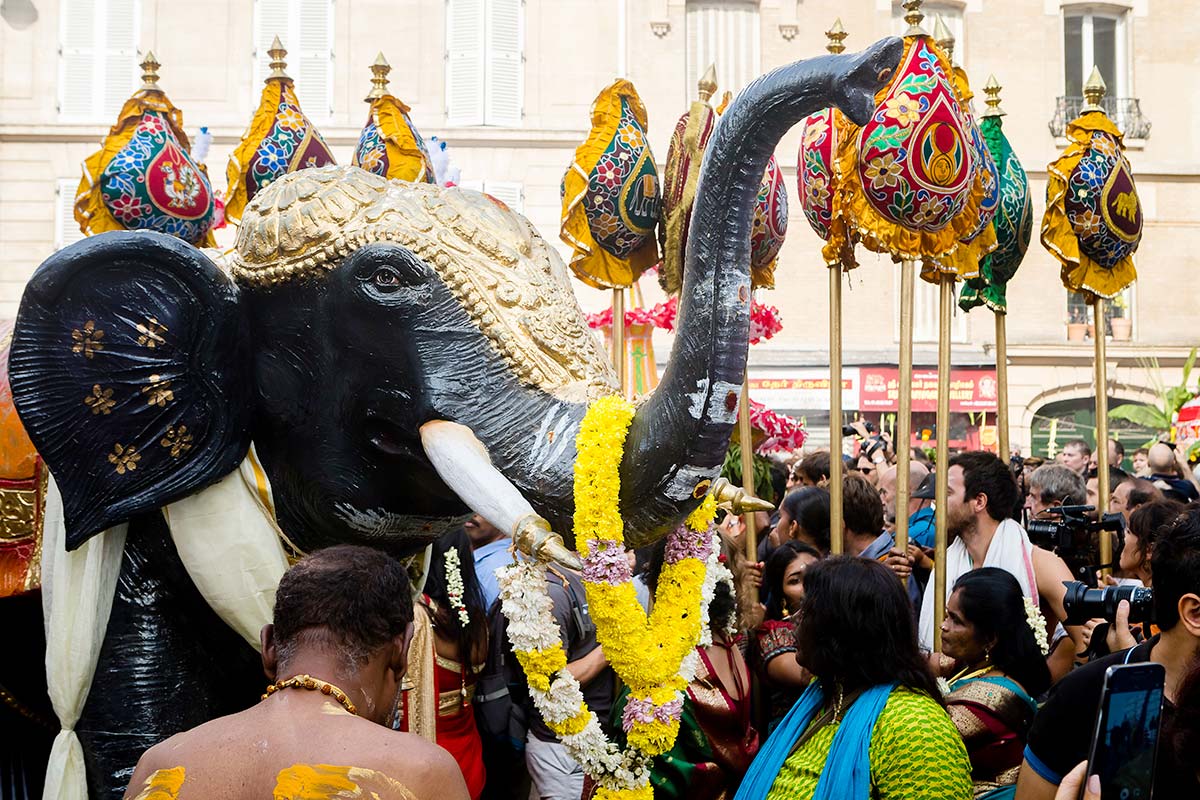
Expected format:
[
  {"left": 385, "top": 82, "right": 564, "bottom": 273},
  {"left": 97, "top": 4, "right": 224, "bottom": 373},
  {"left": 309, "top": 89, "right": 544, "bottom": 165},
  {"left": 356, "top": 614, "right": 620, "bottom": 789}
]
[
  {"left": 895, "top": 260, "right": 915, "bottom": 551},
  {"left": 995, "top": 312, "right": 1010, "bottom": 464},
  {"left": 824, "top": 19, "right": 847, "bottom": 556},
  {"left": 829, "top": 265, "right": 844, "bottom": 555},
  {"left": 738, "top": 384, "right": 758, "bottom": 559},
  {"left": 1093, "top": 298, "right": 1111, "bottom": 569},
  {"left": 612, "top": 287, "right": 627, "bottom": 396},
  {"left": 933, "top": 273, "right": 953, "bottom": 653}
]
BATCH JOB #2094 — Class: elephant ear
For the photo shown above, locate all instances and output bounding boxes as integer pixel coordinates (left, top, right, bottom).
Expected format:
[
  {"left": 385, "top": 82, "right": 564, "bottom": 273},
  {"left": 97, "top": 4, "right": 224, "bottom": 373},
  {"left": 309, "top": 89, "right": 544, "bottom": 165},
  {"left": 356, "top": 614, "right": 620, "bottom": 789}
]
[{"left": 10, "top": 231, "right": 252, "bottom": 549}]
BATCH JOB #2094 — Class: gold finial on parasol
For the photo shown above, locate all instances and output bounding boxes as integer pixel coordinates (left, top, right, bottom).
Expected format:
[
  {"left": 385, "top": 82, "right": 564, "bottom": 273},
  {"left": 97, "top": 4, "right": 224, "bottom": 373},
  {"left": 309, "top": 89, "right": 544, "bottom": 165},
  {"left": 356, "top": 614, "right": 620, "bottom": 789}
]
[
  {"left": 902, "top": 0, "right": 926, "bottom": 37},
  {"left": 933, "top": 14, "right": 954, "bottom": 61},
  {"left": 365, "top": 52, "right": 391, "bottom": 102},
  {"left": 267, "top": 36, "right": 289, "bottom": 80},
  {"left": 698, "top": 63, "right": 717, "bottom": 102},
  {"left": 1082, "top": 66, "right": 1107, "bottom": 113},
  {"left": 981, "top": 74, "right": 1006, "bottom": 118},
  {"left": 139, "top": 51, "right": 161, "bottom": 92},
  {"left": 825, "top": 18, "right": 847, "bottom": 54}
]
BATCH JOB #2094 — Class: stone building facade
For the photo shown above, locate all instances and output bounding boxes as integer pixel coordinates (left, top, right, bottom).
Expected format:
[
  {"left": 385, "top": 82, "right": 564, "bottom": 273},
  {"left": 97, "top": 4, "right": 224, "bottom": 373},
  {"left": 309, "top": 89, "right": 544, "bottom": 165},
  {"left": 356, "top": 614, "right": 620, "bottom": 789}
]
[{"left": 1, "top": 0, "right": 1196, "bottom": 455}]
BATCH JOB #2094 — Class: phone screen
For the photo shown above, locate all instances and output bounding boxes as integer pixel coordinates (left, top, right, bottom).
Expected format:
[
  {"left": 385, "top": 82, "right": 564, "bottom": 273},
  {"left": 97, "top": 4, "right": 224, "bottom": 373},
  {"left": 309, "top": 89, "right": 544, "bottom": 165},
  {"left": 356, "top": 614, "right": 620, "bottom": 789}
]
[{"left": 1087, "top": 662, "right": 1166, "bottom": 800}]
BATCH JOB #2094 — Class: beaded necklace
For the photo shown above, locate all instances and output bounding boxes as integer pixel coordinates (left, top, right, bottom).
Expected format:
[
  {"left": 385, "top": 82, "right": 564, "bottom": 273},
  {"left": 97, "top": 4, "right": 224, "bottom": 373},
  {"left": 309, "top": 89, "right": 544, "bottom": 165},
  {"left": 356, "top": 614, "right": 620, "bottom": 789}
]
[{"left": 263, "top": 673, "right": 358, "bottom": 715}]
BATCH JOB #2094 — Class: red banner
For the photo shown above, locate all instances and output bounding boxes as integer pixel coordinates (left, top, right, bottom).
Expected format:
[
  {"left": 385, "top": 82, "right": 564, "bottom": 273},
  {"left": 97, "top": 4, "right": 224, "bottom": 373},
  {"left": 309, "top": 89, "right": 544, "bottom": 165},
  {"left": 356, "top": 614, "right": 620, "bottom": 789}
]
[{"left": 858, "top": 367, "right": 998, "bottom": 412}]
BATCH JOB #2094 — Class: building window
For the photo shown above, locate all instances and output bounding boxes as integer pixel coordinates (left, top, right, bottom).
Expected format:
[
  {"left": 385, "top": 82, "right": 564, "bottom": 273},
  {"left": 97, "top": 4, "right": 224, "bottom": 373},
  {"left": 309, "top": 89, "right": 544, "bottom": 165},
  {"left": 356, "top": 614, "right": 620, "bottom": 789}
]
[
  {"left": 906, "top": 279, "right": 969, "bottom": 343},
  {"left": 55, "top": 179, "right": 87, "bottom": 250},
  {"left": 445, "top": 0, "right": 524, "bottom": 127},
  {"left": 1051, "top": 8, "right": 1149, "bottom": 138},
  {"left": 892, "top": 2, "right": 965, "bottom": 62},
  {"left": 460, "top": 180, "right": 524, "bottom": 213},
  {"left": 1063, "top": 8, "right": 1127, "bottom": 98},
  {"left": 58, "top": 0, "right": 140, "bottom": 119},
  {"left": 1066, "top": 286, "right": 1134, "bottom": 341},
  {"left": 685, "top": 1, "right": 760, "bottom": 102},
  {"left": 254, "top": 0, "right": 335, "bottom": 119}
]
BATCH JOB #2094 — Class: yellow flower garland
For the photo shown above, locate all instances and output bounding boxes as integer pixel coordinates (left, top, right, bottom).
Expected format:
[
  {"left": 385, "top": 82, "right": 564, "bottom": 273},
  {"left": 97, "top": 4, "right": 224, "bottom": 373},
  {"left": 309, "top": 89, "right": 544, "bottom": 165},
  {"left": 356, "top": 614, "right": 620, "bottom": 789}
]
[
  {"left": 574, "top": 396, "right": 716, "bottom": 755},
  {"left": 506, "top": 395, "right": 717, "bottom": 800}
]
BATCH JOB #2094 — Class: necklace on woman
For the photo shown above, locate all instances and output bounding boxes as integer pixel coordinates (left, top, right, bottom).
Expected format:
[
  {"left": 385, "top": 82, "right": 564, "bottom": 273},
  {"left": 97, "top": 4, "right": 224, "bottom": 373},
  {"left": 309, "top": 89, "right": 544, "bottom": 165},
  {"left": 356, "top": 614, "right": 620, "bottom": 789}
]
[
  {"left": 263, "top": 673, "right": 358, "bottom": 715},
  {"left": 948, "top": 660, "right": 994, "bottom": 686}
]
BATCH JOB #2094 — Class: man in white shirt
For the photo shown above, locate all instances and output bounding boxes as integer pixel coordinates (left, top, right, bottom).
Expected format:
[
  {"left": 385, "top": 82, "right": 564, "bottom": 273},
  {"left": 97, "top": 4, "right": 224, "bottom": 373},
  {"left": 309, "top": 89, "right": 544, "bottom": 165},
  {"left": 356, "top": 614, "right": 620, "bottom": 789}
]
[{"left": 914, "top": 452, "right": 1082, "bottom": 680}]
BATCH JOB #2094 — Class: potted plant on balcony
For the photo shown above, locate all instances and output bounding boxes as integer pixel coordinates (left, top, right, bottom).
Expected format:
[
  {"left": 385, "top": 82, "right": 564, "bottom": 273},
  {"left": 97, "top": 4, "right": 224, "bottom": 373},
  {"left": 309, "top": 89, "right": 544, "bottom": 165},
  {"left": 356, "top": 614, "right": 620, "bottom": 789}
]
[
  {"left": 1110, "top": 295, "right": 1132, "bottom": 341},
  {"left": 1067, "top": 306, "right": 1089, "bottom": 341}
]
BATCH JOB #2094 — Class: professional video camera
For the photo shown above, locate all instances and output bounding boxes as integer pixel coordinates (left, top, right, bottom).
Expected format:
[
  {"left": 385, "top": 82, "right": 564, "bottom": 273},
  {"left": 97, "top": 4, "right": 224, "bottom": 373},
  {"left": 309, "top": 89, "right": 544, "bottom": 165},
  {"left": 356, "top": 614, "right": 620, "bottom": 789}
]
[
  {"left": 1026, "top": 504, "right": 1125, "bottom": 583},
  {"left": 1061, "top": 580, "right": 1155, "bottom": 627}
]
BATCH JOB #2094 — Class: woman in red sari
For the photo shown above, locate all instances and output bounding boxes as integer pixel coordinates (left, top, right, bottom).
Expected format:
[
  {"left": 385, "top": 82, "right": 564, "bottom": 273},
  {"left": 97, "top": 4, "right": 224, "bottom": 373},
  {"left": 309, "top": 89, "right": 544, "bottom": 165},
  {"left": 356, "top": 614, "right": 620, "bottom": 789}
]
[
  {"left": 392, "top": 529, "right": 489, "bottom": 799},
  {"left": 940, "top": 568, "right": 1052, "bottom": 798}
]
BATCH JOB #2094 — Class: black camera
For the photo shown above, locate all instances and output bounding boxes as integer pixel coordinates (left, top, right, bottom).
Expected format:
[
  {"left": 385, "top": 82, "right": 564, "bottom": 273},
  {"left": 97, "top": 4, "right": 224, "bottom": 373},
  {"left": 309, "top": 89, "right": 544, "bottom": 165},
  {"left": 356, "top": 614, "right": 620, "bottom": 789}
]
[
  {"left": 1026, "top": 505, "right": 1124, "bottom": 582},
  {"left": 841, "top": 421, "right": 877, "bottom": 437},
  {"left": 1062, "top": 580, "right": 1154, "bottom": 626}
]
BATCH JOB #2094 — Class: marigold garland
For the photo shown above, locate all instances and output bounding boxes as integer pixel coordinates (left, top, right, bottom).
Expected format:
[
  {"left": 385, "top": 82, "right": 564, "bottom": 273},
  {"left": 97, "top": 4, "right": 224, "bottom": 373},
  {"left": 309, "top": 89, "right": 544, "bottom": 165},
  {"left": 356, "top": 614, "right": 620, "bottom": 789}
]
[{"left": 497, "top": 395, "right": 719, "bottom": 799}]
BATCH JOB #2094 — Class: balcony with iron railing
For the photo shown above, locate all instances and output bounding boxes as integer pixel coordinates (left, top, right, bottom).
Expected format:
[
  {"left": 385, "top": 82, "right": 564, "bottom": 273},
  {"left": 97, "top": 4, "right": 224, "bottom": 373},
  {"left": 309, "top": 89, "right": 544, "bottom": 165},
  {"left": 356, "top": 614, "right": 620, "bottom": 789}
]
[{"left": 1049, "top": 96, "right": 1152, "bottom": 140}]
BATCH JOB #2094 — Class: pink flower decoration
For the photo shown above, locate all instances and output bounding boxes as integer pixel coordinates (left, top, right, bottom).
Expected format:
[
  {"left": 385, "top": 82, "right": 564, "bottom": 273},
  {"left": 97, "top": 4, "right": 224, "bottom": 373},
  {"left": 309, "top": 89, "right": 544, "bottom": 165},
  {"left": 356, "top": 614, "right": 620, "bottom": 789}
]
[
  {"left": 581, "top": 539, "right": 632, "bottom": 585},
  {"left": 664, "top": 523, "right": 714, "bottom": 565},
  {"left": 743, "top": 399, "right": 808, "bottom": 454},
  {"left": 621, "top": 695, "right": 685, "bottom": 732}
]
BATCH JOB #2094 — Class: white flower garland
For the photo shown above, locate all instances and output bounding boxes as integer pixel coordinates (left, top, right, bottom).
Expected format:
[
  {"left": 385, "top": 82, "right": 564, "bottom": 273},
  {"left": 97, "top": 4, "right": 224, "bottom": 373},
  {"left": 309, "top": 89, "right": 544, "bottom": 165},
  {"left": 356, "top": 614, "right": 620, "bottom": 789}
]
[
  {"left": 444, "top": 547, "right": 471, "bottom": 628},
  {"left": 697, "top": 530, "right": 737, "bottom": 646},
  {"left": 496, "top": 536, "right": 735, "bottom": 793},
  {"left": 1024, "top": 596, "right": 1049, "bottom": 655}
]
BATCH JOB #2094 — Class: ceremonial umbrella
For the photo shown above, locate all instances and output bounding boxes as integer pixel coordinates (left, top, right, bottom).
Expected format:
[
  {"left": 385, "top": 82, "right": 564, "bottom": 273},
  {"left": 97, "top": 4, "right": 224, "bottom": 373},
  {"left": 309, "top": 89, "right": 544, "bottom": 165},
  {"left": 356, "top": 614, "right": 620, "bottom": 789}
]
[
  {"left": 351, "top": 53, "right": 437, "bottom": 184},
  {"left": 959, "top": 77, "right": 1034, "bottom": 463},
  {"left": 75, "top": 53, "right": 217, "bottom": 247},
  {"left": 224, "top": 37, "right": 336, "bottom": 226},
  {"left": 1041, "top": 67, "right": 1143, "bottom": 569},
  {"left": 560, "top": 79, "right": 662, "bottom": 395},
  {"left": 797, "top": 2, "right": 991, "bottom": 584}
]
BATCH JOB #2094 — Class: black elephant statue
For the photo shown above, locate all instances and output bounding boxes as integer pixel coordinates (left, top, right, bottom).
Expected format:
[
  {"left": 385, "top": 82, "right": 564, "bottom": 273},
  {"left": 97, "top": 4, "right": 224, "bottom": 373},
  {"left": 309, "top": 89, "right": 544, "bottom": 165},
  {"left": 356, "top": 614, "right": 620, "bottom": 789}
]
[{"left": 7, "top": 39, "right": 902, "bottom": 799}]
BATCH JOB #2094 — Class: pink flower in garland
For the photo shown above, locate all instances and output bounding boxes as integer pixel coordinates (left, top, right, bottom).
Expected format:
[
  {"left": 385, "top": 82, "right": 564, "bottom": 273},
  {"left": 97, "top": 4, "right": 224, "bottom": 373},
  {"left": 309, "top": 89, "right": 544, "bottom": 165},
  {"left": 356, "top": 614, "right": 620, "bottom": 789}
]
[
  {"left": 621, "top": 695, "right": 685, "bottom": 732},
  {"left": 744, "top": 399, "right": 807, "bottom": 454},
  {"left": 584, "top": 294, "right": 782, "bottom": 346},
  {"left": 581, "top": 539, "right": 632, "bottom": 584},
  {"left": 664, "top": 523, "right": 715, "bottom": 564}
]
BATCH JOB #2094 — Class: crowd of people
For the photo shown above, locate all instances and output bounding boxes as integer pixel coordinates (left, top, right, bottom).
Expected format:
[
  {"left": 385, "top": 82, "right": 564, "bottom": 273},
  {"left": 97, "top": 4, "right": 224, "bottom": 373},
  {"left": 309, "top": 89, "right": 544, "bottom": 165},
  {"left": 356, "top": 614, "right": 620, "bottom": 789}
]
[{"left": 121, "top": 435, "right": 1200, "bottom": 800}]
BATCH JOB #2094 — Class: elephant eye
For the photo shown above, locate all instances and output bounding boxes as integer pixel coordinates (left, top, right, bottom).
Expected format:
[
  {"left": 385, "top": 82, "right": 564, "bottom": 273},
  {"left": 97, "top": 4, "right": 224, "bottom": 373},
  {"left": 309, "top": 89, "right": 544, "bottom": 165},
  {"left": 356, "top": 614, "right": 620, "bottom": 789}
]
[{"left": 370, "top": 267, "right": 402, "bottom": 291}]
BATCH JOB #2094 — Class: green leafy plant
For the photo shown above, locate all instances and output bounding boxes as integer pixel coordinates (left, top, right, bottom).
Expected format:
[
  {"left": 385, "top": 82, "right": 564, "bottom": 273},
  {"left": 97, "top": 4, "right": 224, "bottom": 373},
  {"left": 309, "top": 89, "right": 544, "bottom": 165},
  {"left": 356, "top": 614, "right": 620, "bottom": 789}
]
[
  {"left": 1109, "top": 347, "right": 1198, "bottom": 434},
  {"left": 722, "top": 443, "right": 777, "bottom": 505}
]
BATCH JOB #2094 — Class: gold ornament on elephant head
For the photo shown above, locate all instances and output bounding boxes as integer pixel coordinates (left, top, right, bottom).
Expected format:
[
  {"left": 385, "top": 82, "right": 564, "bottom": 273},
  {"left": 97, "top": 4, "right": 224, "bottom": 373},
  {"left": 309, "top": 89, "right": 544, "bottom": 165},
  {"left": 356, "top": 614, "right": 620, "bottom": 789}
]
[{"left": 230, "top": 166, "right": 619, "bottom": 402}]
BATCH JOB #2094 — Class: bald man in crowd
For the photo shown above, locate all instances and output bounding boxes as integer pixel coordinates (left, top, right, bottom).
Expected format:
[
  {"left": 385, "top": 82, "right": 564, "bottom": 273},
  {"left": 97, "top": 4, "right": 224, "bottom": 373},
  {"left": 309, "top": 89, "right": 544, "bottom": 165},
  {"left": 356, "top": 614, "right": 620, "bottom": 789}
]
[
  {"left": 879, "top": 461, "right": 935, "bottom": 548},
  {"left": 1147, "top": 442, "right": 1200, "bottom": 502}
]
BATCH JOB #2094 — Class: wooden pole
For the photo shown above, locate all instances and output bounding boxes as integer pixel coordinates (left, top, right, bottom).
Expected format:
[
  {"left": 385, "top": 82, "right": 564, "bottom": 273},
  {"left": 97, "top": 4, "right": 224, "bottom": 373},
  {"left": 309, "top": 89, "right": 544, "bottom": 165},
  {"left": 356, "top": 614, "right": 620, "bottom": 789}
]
[
  {"left": 933, "top": 274, "right": 954, "bottom": 653},
  {"left": 612, "top": 287, "right": 627, "bottom": 396},
  {"left": 995, "top": 311, "right": 1010, "bottom": 465},
  {"left": 1093, "top": 298, "right": 1111, "bottom": 571},
  {"left": 895, "top": 260, "right": 915, "bottom": 551},
  {"left": 738, "top": 384, "right": 758, "bottom": 560},
  {"left": 829, "top": 266, "right": 844, "bottom": 555}
]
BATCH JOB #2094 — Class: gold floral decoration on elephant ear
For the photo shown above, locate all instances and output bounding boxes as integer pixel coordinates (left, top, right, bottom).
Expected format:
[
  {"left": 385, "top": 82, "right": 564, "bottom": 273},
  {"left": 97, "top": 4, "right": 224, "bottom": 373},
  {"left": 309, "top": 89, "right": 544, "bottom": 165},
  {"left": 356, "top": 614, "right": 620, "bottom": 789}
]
[
  {"left": 830, "top": 33, "right": 986, "bottom": 271},
  {"left": 560, "top": 79, "right": 662, "bottom": 289},
  {"left": 1041, "top": 68, "right": 1141, "bottom": 302},
  {"left": 230, "top": 166, "right": 617, "bottom": 402}
]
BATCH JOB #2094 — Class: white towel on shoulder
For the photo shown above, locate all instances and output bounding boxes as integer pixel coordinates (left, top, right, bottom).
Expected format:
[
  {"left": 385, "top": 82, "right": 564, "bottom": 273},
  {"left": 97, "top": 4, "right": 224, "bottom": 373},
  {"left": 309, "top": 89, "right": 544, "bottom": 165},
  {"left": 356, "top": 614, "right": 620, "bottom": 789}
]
[{"left": 918, "top": 518, "right": 1039, "bottom": 652}]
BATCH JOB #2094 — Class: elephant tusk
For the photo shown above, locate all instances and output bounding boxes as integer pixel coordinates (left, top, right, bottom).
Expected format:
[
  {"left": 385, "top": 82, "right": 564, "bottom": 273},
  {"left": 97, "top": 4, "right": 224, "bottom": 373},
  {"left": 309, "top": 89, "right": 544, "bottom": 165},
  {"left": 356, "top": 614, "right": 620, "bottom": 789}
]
[{"left": 418, "top": 420, "right": 583, "bottom": 571}]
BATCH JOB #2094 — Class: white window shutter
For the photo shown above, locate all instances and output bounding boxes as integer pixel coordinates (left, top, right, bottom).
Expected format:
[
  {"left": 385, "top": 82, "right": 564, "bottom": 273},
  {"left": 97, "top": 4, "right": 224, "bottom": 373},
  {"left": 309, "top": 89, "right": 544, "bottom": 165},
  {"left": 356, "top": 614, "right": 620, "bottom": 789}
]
[
  {"left": 483, "top": 181, "right": 523, "bottom": 213},
  {"left": 685, "top": 2, "right": 759, "bottom": 102},
  {"left": 59, "top": 0, "right": 97, "bottom": 116},
  {"left": 484, "top": 0, "right": 522, "bottom": 126},
  {"left": 56, "top": 179, "right": 86, "bottom": 250},
  {"left": 102, "top": 0, "right": 139, "bottom": 117},
  {"left": 295, "top": 0, "right": 333, "bottom": 118},
  {"left": 255, "top": 0, "right": 292, "bottom": 86},
  {"left": 446, "top": 0, "right": 485, "bottom": 126}
]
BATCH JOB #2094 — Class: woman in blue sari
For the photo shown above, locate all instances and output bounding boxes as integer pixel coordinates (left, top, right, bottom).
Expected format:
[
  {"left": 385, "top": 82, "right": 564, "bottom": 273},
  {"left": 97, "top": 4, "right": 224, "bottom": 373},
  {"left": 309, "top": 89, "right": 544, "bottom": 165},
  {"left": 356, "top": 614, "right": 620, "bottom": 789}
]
[{"left": 941, "top": 568, "right": 1053, "bottom": 799}]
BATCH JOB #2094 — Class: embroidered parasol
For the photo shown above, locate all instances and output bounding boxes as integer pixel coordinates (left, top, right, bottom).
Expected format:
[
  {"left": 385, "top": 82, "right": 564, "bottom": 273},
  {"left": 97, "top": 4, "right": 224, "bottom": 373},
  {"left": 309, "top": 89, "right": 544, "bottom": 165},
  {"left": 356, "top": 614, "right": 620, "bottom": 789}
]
[
  {"left": 1041, "top": 68, "right": 1142, "bottom": 301},
  {"left": 959, "top": 76, "right": 1033, "bottom": 314},
  {"left": 351, "top": 53, "right": 436, "bottom": 184},
  {"left": 223, "top": 37, "right": 336, "bottom": 225},
  {"left": 560, "top": 79, "right": 662, "bottom": 290},
  {"left": 74, "top": 52, "right": 216, "bottom": 247}
]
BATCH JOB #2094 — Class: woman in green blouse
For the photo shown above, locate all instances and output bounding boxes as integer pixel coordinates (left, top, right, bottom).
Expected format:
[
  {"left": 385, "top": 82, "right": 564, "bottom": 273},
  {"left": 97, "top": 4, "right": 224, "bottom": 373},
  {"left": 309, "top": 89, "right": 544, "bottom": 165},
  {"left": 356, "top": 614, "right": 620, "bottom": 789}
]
[{"left": 735, "top": 557, "right": 972, "bottom": 800}]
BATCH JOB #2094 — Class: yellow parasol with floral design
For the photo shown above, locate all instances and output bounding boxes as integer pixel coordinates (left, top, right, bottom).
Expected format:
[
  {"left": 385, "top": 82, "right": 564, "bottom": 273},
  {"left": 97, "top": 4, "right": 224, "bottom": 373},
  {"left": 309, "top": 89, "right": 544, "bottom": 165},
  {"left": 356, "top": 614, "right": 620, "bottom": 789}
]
[
  {"left": 224, "top": 37, "right": 336, "bottom": 225},
  {"left": 351, "top": 53, "right": 436, "bottom": 184}
]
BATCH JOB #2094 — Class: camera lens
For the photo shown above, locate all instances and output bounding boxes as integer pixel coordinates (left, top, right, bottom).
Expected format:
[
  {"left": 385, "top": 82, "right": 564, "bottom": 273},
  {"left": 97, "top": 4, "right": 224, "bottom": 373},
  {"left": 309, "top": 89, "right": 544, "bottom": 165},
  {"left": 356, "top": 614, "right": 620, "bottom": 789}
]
[{"left": 1061, "top": 581, "right": 1154, "bottom": 626}]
